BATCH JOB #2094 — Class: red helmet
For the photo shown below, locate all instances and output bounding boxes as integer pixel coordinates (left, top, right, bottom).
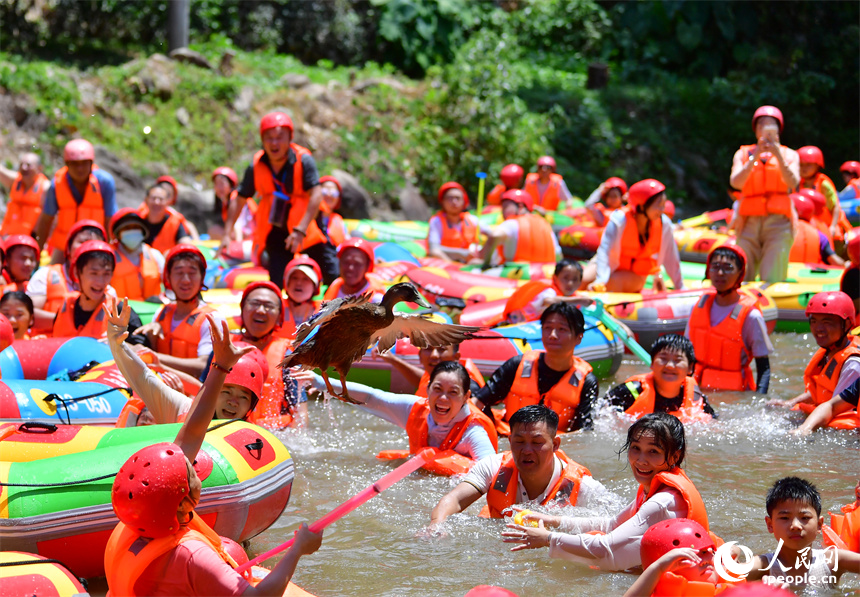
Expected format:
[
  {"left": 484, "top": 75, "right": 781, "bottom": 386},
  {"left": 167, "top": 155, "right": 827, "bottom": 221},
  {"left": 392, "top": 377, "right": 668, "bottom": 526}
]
[
  {"left": 437, "top": 181, "right": 469, "bottom": 208},
  {"left": 536, "top": 156, "right": 556, "bottom": 171},
  {"left": 798, "top": 146, "right": 824, "bottom": 169},
  {"left": 337, "top": 238, "right": 375, "bottom": 273},
  {"left": 70, "top": 240, "right": 116, "bottom": 284},
  {"left": 155, "top": 175, "right": 178, "bottom": 200},
  {"left": 3, "top": 234, "right": 39, "bottom": 257},
  {"left": 797, "top": 188, "right": 826, "bottom": 213},
  {"left": 628, "top": 179, "right": 666, "bottom": 208},
  {"left": 805, "top": 291, "right": 856, "bottom": 324},
  {"left": 847, "top": 232, "right": 860, "bottom": 264},
  {"left": 220, "top": 537, "right": 249, "bottom": 566},
  {"left": 319, "top": 175, "right": 343, "bottom": 210},
  {"left": 790, "top": 192, "right": 814, "bottom": 222},
  {"left": 112, "top": 442, "right": 190, "bottom": 538},
  {"left": 223, "top": 350, "right": 265, "bottom": 407},
  {"left": 500, "top": 164, "right": 524, "bottom": 187},
  {"left": 464, "top": 587, "right": 520, "bottom": 597},
  {"left": 602, "top": 176, "right": 628, "bottom": 196},
  {"left": 752, "top": 105, "right": 784, "bottom": 132},
  {"left": 164, "top": 244, "right": 207, "bottom": 291},
  {"left": 500, "top": 188, "right": 533, "bottom": 212},
  {"left": 640, "top": 518, "right": 715, "bottom": 569},
  {"left": 66, "top": 219, "right": 107, "bottom": 256},
  {"left": 663, "top": 199, "right": 676, "bottom": 219},
  {"left": 63, "top": 139, "right": 95, "bottom": 162},
  {"left": 284, "top": 254, "right": 322, "bottom": 293},
  {"left": 0, "top": 314, "right": 14, "bottom": 352},
  {"left": 241, "top": 281, "right": 284, "bottom": 328},
  {"left": 211, "top": 167, "right": 238, "bottom": 188},
  {"left": 706, "top": 244, "right": 747, "bottom": 289},
  {"left": 260, "top": 111, "right": 294, "bottom": 137},
  {"left": 840, "top": 160, "right": 860, "bottom": 178},
  {"left": 110, "top": 207, "right": 149, "bottom": 237}
]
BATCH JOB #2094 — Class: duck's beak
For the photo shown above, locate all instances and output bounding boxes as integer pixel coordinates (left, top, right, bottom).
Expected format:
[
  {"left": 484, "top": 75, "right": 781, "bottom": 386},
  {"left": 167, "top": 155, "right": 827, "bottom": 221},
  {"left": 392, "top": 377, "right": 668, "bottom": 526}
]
[{"left": 415, "top": 293, "right": 431, "bottom": 309}]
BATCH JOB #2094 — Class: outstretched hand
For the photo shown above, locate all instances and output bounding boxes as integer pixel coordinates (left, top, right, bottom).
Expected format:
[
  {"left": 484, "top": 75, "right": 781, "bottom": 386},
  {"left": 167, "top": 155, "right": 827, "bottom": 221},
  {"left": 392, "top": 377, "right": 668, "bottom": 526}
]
[
  {"left": 103, "top": 296, "right": 130, "bottom": 344},
  {"left": 501, "top": 519, "right": 551, "bottom": 552},
  {"left": 208, "top": 314, "right": 254, "bottom": 371}
]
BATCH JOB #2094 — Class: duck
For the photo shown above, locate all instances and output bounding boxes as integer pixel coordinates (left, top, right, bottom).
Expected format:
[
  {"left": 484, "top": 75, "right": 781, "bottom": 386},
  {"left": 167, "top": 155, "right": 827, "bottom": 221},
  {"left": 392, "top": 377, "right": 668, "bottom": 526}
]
[{"left": 280, "top": 282, "right": 482, "bottom": 403}]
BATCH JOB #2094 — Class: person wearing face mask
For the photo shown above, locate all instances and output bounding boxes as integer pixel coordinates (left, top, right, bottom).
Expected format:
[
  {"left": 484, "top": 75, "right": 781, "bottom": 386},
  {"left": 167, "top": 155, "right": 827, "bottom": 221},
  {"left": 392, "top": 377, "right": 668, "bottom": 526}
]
[{"left": 109, "top": 208, "right": 164, "bottom": 302}]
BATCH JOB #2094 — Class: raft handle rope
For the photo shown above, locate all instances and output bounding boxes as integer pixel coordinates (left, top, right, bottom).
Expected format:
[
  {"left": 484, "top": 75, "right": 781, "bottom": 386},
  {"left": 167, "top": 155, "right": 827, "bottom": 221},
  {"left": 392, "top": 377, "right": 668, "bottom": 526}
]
[
  {"left": 245, "top": 438, "right": 264, "bottom": 453},
  {"left": 18, "top": 421, "right": 59, "bottom": 434},
  {"left": 0, "top": 558, "right": 88, "bottom": 590},
  {"left": 43, "top": 386, "right": 132, "bottom": 425}
]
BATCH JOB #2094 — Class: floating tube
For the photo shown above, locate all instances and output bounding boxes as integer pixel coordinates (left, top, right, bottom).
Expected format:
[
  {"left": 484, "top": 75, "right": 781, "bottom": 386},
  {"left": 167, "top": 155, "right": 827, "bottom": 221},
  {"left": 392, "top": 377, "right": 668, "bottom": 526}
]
[
  {"left": 753, "top": 281, "right": 841, "bottom": 332},
  {"left": 674, "top": 227, "right": 732, "bottom": 263},
  {"left": 0, "top": 551, "right": 89, "bottom": 596},
  {"left": 350, "top": 219, "right": 429, "bottom": 243},
  {"left": 0, "top": 337, "right": 113, "bottom": 381},
  {"left": 216, "top": 265, "right": 270, "bottom": 290},
  {"left": 841, "top": 198, "right": 860, "bottom": 223},
  {"left": 374, "top": 242, "right": 422, "bottom": 265},
  {"left": 0, "top": 380, "right": 131, "bottom": 426},
  {"left": 0, "top": 420, "right": 293, "bottom": 579},
  {"left": 556, "top": 222, "right": 605, "bottom": 259},
  {"left": 404, "top": 267, "right": 525, "bottom": 305}
]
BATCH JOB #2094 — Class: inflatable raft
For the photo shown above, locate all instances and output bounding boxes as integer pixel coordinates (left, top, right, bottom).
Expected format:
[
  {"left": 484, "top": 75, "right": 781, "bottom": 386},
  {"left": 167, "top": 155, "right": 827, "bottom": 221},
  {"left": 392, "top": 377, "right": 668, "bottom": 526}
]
[
  {"left": 0, "top": 337, "right": 113, "bottom": 381},
  {"left": 0, "top": 380, "right": 131, "bottom": 426},
  {"left": 0, "top": 551, "right": 89, "bottom": 596},
  {"left": 0, "top": 420, "right": 293, "bottom": 578}
]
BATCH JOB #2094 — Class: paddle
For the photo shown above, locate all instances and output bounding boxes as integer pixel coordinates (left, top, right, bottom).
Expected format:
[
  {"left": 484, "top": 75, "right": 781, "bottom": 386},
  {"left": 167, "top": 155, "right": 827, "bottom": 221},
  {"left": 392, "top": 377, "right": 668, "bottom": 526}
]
[
  {"left": 476, "top": 172, "right": 487, "bottom": 216},
  {"left": 680, "top": 208, "right": 732, "bottom": 228},
  {"left": 234, "top": 448, "right": 434, "bottom": 574},
  {"left": 584, "top": 298, "right": 652, "bottom": 365}
]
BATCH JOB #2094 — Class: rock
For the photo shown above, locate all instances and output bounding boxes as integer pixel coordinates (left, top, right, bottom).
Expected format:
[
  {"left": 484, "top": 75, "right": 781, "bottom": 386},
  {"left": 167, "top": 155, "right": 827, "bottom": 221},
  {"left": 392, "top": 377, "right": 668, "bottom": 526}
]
[
  {"left": 352, "top": 77, "right": 407, "bottom": 94},
  {"left": 135, "top": 103, "right": 156, "bottom": 117},
  {"left": 175, "top": 185, "right": 217, "bottom": 233},
  {"left": 175, "top": 107, "right": 190, "bottom": 127},
  {"left": 169, "top": 48, "right": 214, "bottom": 70},
  {"left": 94, "top": 146, "right": 144, "bottom": 208},
  {"left": 129, "top": 54, "right": 177, "bottom": 100},
  {"left": 218, "top": 50, "right": 236, "bottom": 76},
  {"left": 281, "top": 73, "right": 310, "bottom": 89},
  {"left": 233, "top": 87, "right": 254, "bottom": 114},
  {"left": 330, "top": 169, "right": 371, "bottom": 219},
  {"left": 397, "top": 181, "right": 431, "bottom": 221},
  {"left": 12, "top": 97, "right": 31, "bottom": 126}
]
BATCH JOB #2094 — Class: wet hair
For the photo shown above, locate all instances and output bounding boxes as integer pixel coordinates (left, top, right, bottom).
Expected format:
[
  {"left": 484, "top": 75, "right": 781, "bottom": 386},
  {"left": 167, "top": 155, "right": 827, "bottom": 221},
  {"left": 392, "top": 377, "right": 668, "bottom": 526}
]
[
  {"left": 541, "top": 301, "right": 585, "bottom": 335},
  {"left": 76, "top": 251, "right": 115, "bottom": 275},
  {"left": 428, "top": 360, "right": 470, "bottom": 393},
  {"left": 650, "top": 334, "right": 696, "bottom": 367},
  {"left": 554, "top": 259, "right": 583, "bottom": 278},
  {"left": 509, "top": 404, "right": 559, "bottom": 436},
  {"left": 620, "top": 413, "right": 686, "bottom": 469},
  {"left": 766, "top": 477, "right": 822, "bottom": 517},
  {"left": 643, "top": 191, "right": 666, "bottom": 213},
  {"left": 709, "top": 247, "right": 744, "bottom": 272},
  {"left": 0, "top": 291, "right": 34, "bottom": 315}
]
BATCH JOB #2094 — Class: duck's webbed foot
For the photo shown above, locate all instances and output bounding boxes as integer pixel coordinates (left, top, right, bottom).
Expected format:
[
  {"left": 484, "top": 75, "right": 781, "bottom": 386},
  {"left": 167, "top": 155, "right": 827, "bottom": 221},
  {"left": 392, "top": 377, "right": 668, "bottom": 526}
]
[
  {"left": 334, "top": 368, "right": 361, "bottom": 404},
  {"left": 320, "top": 370, "right": 360, "bottom": 404}
]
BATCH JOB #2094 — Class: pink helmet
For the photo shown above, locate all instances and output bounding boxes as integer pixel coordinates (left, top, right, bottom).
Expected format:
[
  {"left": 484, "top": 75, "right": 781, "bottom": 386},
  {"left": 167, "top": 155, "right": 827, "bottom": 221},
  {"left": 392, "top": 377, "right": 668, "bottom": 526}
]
[
  {"left": 211, "top": 167, "right": 238, "bottom": 188},
  {"left": 798, "top": 146, "right": 824, "bottom": 169},
  {"left": 284, "top": 254, "right": 322, "bottom": 293},
  {"left": 111, "top": 442, "right": 190, "bottom": 538},
  {"left": 627, "top": 179, "right": 666, "bottom": 208},
  {"left": 805, "top": 291, "right": 855, "bottom": 324},
  {"left": 641, "top": 518, "right": 714, "bottom": 569},
  {"left": 241, "top": 281, "right": 284, "bottom": 328},
  {"left": 499, "top": 164, "right": 524, "bottom": 187},
  {"left": 337, "top": 238, "right": 375, "bottom": 273},
  {"left": 500, "top": 188, "right": 533, "bottom": 212},
  {"left": 602, "top": 176, "right": 628, "bottom": 196},
  {"left": 437, "top": 181, "right": 469, "bottom": 208},
  {"left": 536, "top": 156, "right": 556, "bottom": 171},
  {"left": 63, "top": 139, "right": 95, "bottom": 162},
  {"left": 260, "top": 111, "right": 294, "bottom": 137},
  {"left": 706, "top": 244, "right": 747, "bottom": 289},
  {"left": 791, "top": 192, "right": 814, "bottom": 222},
  {"left": 0, "top": 314, "right": 14, "bottom": 352},
  {"left": 839, "top": 161, "right": 860, "bottom": 178},
  {"left": 752, "top": 105, "right": 784, "bottom": 132}
]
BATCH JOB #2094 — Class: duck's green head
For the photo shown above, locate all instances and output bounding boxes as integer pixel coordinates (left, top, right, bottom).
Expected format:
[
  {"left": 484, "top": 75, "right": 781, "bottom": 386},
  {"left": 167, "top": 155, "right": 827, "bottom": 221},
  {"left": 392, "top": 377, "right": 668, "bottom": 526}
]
[{"left": 382, "top": 282, "right": 431, "bottom": 309}]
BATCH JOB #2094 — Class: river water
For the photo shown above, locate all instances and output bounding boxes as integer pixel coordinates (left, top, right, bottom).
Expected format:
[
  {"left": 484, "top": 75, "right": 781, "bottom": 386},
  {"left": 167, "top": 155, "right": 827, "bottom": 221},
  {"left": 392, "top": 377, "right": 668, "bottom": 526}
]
[{"left": 253, "top": 332, "right": 860, "bottom": 597}]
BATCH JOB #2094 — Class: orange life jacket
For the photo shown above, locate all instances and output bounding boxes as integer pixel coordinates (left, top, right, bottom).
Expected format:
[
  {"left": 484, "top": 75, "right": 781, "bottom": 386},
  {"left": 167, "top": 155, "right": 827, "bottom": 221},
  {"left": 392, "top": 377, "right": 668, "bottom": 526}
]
[
  {"left": 404, "top": 398, "right": 499, "bottom": 454},
  {"left": 430, "top": 211, "right": 479, "bottom": 249},
  {"left": 623, "top": 373, "right": 712, "bottom": 424},
  {"left": 279, "top": 300, "right": 320, "bottom": 341},
  {"left": 104, "top": 514, "right": 238, "bottom": 597},
  {"left": 115, "top": 398, "right": 147, "bottom": 428},
  {"left": 52, "top": 294, "right": 108, "bottom": 338},
  {"left": 245, "top": 335, "right": 294, "bottom": 429},
  {"left": 110, "top": 244, "right": 162, "bottom": 301},
  {"left": 635, "top": 467, "right": 710, "bottom": 532},
  {"left": 689, "top": 292, "right": 759, "bottom": 391},
  {"left": 651, "top": 572, "right": 730, "bottom": 597},
  {"left": 589, "top": 202, "right": 618, "bottom": 227},
  {"left": 504, "top": 351, "right": 593, "bottom": 433},
  {"left": 619, "top": 206, "right": 663, "bottom": 276},
  {"left": 137, "top": 204, "right": 188, "bottom": 255},
  {"left": 801, "top": 335, "right": 860, "bottom": 408},
  {"left": 220, "top": 189, "right": 238, "bottom": 223},
  {"left": 497, "top": 213, "right": 556, "bottom": 263},
  {"left": 31, "top": 264, "right": 75, "bottom": 337},
  {"left": 2, "top": 172, "right": 46, "bottom": 235},
  {"left": 737, "top": 145, "right": 792, "bottom": 217},
  {"left": 481, "top": 450, "right": 592, "bottom": 518},
  {"left": 416, "top": 357, "right": 485, "bottom": 397},
  {"left": 486, "top": 184, "right": 506, "bottom": 206},
  {"left": 49, "top": 167, "right": 106, "bottom": 251},
  {"left": 801, "top": 172, "right": 853, "bottom": 240},
  {"left": 823, "top": 501, "right": 860, "bottom": 553},
  {"left": 251, "top": 147, "right": 327, "bottom": 263},
  {"left": 322, "top": 275, "right": 387, "bottom": 301},
  {"left": 154, "top": 302, "right": 216, "bottom": 358},
  {"left": 523, "top": 173, "right": 564, "bottom": 211},
  {"left": 790, "top": 220, "right": 825, "bottom": 264},
  {"left": 323, "top": 212, "right": 347, "bottom": 247}
]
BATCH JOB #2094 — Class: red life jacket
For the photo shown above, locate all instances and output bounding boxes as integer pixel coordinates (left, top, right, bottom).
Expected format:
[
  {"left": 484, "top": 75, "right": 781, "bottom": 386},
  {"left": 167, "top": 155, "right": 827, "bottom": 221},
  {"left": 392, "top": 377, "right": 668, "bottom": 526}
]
[
  {"left": 111, "top": 244, "right": 162, "bottom": 301},
  {"left": 801, "top": 335, "right": 860, "bottom": 409},
  {"left": 52, "top": 294, "right": 108, "bottom": 338},
  {"left": 49, "top": 167, "right": 105, "bottom": 251},
  {"left": 503, "top": 351, "right": 593, "bottom": 434},
  {"left": 154, "top": 302, "right": 216, "bottom": 358},
  {"left": 623, "top": 373, "right": 712, "bottom": 424},
  {"left": 789, "top": 220, "right": 825, "bottom": 264},
  {"left": 416, "top": 358, "right": 485, "bottom": 397},
  {"left": 737, "top": 145, "right": 792, "bottom": 217},
  {"left": 1, "top": 172, "right": 46, "bottom": 235},
  {"left": 480, "top": 450, "right": 592, "bottom": 518},
  {"left": 618, "top": 206, "right": 663, "bottom": 276},
  {"left": 523, "top": 172, "right": 564, "bottom": 211},
  {"left": 689, "top": 292, "right": 760, "bottom": 391},
  {"left": 429, "top": 211, "right": 479, "bottom": 249}
]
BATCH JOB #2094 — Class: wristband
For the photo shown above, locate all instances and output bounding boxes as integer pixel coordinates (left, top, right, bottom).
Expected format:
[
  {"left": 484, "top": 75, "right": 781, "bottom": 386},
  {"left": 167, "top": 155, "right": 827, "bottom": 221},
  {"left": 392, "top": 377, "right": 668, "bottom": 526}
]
[
  {"left": 211, "top": 361, "right": 232, "bottom": 374},
  {"left": 293, "top": 228, "right": 306, "bottom": 237}
]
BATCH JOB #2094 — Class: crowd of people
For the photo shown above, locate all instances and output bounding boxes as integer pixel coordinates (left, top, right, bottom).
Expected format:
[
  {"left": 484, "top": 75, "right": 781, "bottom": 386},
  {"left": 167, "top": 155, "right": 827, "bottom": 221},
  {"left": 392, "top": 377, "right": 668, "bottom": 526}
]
[{"left": 0, "top": 103, "right": 859, "bottom": 596}]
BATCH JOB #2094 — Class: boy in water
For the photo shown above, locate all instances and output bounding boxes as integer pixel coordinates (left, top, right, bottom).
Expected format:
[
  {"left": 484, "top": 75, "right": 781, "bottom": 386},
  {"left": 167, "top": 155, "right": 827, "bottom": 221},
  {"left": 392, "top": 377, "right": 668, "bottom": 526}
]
[{"left": 746, "top": 477, "right": 860, "bottom": 589}]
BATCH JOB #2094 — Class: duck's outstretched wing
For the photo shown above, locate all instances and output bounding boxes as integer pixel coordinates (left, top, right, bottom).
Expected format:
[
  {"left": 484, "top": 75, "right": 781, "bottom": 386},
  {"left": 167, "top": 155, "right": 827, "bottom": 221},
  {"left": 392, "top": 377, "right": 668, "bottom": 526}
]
[
  {"left": 292, "top": 293, "right": 372, "bottom": 349},
  {"left": 372, "top": 315, "right": 482, "bottom": 353}
]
